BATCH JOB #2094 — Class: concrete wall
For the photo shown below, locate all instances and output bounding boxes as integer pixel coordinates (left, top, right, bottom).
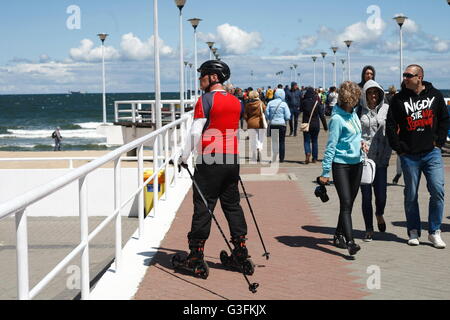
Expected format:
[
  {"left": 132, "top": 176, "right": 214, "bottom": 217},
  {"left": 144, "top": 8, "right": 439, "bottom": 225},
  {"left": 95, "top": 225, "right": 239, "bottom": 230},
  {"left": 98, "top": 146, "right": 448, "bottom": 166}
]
[{"left": 0, "top": 168, "right": 145, "bottom": 217}]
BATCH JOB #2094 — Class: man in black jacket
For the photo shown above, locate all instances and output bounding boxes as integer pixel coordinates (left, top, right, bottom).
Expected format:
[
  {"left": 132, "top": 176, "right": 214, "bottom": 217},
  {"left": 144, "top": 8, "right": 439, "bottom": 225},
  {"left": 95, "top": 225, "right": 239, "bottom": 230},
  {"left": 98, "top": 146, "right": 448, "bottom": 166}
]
[
  {"left": 386, "top": 64, "right": 449, "bottom": 249},
  {"left": 285, "top": 82, "right": 302, "bottom": 136}
]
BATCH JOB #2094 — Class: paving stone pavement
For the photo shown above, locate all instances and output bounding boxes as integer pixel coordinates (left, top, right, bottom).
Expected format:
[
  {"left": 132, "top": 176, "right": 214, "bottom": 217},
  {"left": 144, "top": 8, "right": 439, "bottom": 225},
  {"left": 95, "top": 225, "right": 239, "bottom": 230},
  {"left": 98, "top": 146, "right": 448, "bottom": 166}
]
[
  {"left": 0, "top": 216, "right": 138, "bottom": 300},
  {"left": 134, "top": 129, "right": 450, "bottom": 300}
]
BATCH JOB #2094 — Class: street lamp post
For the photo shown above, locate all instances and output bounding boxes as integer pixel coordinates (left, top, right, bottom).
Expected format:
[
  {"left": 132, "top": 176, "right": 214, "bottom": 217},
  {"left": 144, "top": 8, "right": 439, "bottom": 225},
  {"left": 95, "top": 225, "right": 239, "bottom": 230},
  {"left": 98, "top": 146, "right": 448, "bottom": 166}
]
[
  {"left": 189, "top": 63, "right": 193, "bottom": 99},
  {"left": 97, "top": 33, "right": 108, "bottom": 124},
  {"left": 175, "top": 0, "right": 186, "bottom": 118},
  {"left": 312, "top": 56, "right": 317, "bottom": 88},
  {"left": 293, "top": 64, "right": 298, "bottom": 83},
  {"left": 184, "top": 61, "right": 188, "bottom": 100},
  {"left": 331, "top": 46, "right": 338, "bottom": 87},
  {"left": 344, "top": 40, "right": 353, "bottom": 81},
  {"left": 320, "top": 52, "right": 327, "bottom": 89},
  {"left": 206, "top": 41, "right": 215, "bottom": 60},
  {"left": 394, "top": 15, "right": 407, "bottom": 87},
  {"left": 290, "top": 66, "right": 294, "bottom": 83},
  {"left": 340, "top": 59, "right": 346, "bottom": 83},
  {"left": 188, "top": 18, "right": 202, "bottom": 101}
]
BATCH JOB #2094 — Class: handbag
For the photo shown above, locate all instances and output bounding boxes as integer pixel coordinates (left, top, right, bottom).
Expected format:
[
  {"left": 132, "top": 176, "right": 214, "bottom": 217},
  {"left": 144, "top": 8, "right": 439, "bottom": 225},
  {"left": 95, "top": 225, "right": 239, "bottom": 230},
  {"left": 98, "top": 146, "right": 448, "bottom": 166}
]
[
  {"left": 300, "top": 100, "right": 318, "bottom": 132},
  {"left": 361, "top": 154, "right": 376, "bottom": 185},
  {"left": 260, "top": 102, "right": 268, "bottom": 129}
]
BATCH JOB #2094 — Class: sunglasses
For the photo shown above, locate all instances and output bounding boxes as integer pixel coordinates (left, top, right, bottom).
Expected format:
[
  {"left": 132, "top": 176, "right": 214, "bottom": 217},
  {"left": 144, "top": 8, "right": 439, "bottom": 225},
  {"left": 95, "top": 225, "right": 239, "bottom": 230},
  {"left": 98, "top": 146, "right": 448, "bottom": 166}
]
[{"left": 402, "top": 73, "right": 419, "bottom": 79}]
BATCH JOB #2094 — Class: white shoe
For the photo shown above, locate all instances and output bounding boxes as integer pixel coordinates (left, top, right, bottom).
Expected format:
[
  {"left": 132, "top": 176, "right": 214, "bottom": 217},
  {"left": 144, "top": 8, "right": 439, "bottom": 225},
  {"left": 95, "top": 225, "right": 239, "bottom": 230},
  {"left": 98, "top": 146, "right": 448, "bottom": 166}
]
[
  {"left": 428, "top": 230, "right": 446, "bottom": 249},
  {"left": 408, "top": 229, "right": 420, "bottom": 246}
]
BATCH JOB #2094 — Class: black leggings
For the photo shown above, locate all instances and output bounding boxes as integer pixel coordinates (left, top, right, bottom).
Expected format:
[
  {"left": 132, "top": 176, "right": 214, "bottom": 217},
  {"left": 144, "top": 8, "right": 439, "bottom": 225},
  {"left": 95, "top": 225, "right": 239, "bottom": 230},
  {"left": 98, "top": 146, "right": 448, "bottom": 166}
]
[{"left": 332, "top": 162, "right": 363, "bottom": 243}]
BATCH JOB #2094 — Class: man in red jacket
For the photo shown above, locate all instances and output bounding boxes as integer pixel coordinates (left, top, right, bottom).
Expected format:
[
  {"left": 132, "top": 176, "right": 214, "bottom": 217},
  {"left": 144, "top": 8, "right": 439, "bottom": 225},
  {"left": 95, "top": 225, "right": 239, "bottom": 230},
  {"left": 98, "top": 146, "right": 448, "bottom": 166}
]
[
  {"left": 386, "top": 64, "right": 449, "bottom": 249},
  {"left": 176, "top": 60, "right": 250, "bottom": 275}
]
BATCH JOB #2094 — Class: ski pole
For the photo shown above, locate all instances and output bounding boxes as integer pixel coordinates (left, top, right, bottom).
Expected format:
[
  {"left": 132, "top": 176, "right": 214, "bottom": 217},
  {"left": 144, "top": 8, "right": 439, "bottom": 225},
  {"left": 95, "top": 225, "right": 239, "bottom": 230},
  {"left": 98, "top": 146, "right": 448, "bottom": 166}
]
[
  {"left": 184, "top": 166, "right": 259, "bottom": 294},
  {"left": 238, "top": 176, "right": 270, "bottom": 260}
]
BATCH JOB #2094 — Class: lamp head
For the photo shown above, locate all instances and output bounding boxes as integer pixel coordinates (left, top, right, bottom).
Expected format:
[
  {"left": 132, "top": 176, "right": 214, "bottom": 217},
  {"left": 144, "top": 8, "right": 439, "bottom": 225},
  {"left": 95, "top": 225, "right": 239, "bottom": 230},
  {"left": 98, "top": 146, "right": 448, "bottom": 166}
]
[
  {"left": 340, "top": 59, "right": 346, "bottom": 64},
  {"left": 331, "top": 46, "right": 339, "bottom": 53},
  {"left": 188, "top": 18, "right": 202, "bottom": 29},
  {"left": 174, "top": 0, "right": 186, "bottom": 10},
  {"left": 344, "top": 40, "right": 353, "bottom": 48},
  {"left": 206, "top": 41, "right": 215, "bottom": 49},
  {"left": 312, "top": 56, "right": 317, "bottom": 62},
  {"left": 393, "top": 15, "right": 408, "bottom": 27},
  {"left": 97, "top": 33, "right": 109, "bottom": 42},
  {"left": 320, "top": 52, "right": 327, "bottom": 58}
]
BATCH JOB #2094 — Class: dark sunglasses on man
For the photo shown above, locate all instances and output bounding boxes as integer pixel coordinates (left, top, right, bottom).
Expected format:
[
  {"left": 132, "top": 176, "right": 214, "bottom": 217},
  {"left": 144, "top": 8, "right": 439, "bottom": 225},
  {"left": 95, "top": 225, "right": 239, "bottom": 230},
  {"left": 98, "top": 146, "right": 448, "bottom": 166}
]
[{"left": 403, "top": 72, "right": 419, "bottom": 79}]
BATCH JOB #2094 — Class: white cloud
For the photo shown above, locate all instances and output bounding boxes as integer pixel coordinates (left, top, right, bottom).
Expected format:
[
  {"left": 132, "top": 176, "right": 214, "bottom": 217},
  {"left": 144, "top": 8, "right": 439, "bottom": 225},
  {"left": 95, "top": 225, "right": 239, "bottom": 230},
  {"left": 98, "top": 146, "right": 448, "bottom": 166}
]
[
  {"left": 69, "top": 39, "right": 120, "bottom": 62},
  {"left": 2, "top": 61, "right": 77, "bottom": 83},
  {"left": 336, "top": 19, "right": 386, "bottom": 46},
  {"left": 120, "top": 33, "right": 173, "bottom": 61},
  {"left": 298, "top": 35, "right": 318, "bottom": 50},
  {"left": 215, "top": 24, "right": 262, "bottom": 55}
]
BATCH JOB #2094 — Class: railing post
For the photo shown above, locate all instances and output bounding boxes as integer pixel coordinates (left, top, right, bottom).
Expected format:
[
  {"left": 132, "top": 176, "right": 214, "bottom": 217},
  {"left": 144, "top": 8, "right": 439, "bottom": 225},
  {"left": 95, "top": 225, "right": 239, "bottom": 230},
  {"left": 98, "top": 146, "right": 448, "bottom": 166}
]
[
  {"left": 69, "top": 159, "right": 74, "bottom": 169},
  {"left": 137, "top": 103, "right": 142, "bottom": 123},
  {"left": 114, "top": 102, "right": 118, "bottom": 123},
  {"left": 152, "top": 137, "right": 159, "bottom": 217},
  {"left": 137, "top": 145, "right": 144, "bottom": 238},
  {"left": 132, "top": 103, "right": 136, "bottom": 124},
  {"left": 79, "top": 176, "right": 90, "bottom": 300},
  {"left": 151, "top": 103, "right": 155, "bottom": 124},
  {"left": 172, "top": 115, "right": 178, "bottom": 186},
  {"left": 164, "top": 130, "right": 169, "bottom": 200},
  {"left": 114, "top": 158, "right": 122, "bottom": 271},
  {"left": 15, "top": 209, "right": 30, "bottom": 300}
]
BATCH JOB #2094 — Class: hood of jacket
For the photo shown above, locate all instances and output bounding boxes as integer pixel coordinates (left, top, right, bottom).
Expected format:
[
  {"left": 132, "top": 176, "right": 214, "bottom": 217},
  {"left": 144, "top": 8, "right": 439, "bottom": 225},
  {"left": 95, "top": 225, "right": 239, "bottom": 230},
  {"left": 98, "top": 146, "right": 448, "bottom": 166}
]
[
  {"left": 332, "top": 103, "right": 355, "bottom": 120},
  {"left": 358, "top": 65, "right": 376, "bottom": 88},
  {"left": 274, "top": 88, "right": 285, "bottom": 101},
  {"left": 362, "top": 80, "right": 385, "bottom": 112}
]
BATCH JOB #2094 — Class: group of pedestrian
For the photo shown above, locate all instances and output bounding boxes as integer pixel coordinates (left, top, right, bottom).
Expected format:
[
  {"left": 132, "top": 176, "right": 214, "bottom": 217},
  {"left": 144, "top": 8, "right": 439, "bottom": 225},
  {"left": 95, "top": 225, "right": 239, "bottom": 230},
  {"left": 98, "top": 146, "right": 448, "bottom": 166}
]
[
  {"left": 319, "top": 63, "right": 449, "bottom": 256},
  {"left": 174, "top": 59, "right": 448, "bottom": 278}
]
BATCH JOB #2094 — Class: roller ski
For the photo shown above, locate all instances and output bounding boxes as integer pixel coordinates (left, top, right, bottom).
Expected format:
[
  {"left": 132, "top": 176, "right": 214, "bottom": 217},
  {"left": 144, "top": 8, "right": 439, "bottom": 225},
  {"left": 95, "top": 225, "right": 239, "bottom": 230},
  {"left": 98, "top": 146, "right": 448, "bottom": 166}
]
[
  {"left": 220, "top": 236, "right": 255, "bottom": 276},
  {"left": 172, "top": 239, "right": 209, "bottom": 279}
]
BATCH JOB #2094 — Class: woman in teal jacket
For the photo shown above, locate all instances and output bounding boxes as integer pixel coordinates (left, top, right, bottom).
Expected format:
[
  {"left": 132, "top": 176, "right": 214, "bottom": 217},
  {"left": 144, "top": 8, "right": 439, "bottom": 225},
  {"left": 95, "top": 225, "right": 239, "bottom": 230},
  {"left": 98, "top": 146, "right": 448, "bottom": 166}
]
[{"left": 319, "top": 81, "right": 367, "bottom": 256}]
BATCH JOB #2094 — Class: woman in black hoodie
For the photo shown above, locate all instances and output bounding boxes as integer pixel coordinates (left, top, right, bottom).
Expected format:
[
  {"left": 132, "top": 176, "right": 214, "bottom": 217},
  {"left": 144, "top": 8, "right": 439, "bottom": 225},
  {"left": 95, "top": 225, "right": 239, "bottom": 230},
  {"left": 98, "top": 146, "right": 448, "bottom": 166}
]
[
  {"left": 358, "top": 65, "right": 376, "bottom": 88},
  {"left": 300, "top": 87, "right": 328, "bottom": 164}
]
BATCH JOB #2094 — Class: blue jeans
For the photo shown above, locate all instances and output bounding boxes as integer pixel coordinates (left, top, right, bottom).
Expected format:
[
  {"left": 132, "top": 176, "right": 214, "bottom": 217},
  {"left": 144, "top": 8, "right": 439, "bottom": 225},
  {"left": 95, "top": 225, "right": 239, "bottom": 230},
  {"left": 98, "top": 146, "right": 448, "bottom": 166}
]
[
  {"left": 360, "top": 166, "right": 388, "bottom": 232},
  {"left": 400, "top": 148, "right": 445, "bottom": 236},
  {"left": 303, "top": 127, "right": 320, "bottom": 160}
]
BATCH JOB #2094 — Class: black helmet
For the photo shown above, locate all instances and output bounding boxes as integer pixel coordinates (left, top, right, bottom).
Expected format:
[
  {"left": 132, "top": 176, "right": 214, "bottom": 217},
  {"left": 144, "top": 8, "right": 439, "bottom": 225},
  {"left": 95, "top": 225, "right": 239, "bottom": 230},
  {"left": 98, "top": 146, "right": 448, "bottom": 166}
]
[{"left": 197, "top": 60, "right": 230, "bottom": 83}]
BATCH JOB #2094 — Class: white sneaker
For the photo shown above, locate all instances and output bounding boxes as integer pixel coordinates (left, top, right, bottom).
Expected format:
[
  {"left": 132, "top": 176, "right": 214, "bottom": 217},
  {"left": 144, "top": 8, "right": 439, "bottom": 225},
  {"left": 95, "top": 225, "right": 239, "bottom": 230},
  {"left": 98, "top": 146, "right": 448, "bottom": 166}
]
[
  {"left": 428, "top": 230, "right": 446, "bottom": 249},
  {"left": 408, "top": 229, "right": 420, "bottom": 246}
]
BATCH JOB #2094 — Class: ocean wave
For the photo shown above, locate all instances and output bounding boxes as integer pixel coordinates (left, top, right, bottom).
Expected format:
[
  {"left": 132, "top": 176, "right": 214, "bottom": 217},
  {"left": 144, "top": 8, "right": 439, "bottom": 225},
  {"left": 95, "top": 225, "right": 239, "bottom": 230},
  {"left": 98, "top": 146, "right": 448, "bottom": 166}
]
[
  {"left": 0, "top": 143, "right": 111, "bottom": 152},
  {"left": 0, "top": 128, "right": 106, "bottom": 139},
  {"left": 75, "top": 122, "right": 113, "bottom": 129}
]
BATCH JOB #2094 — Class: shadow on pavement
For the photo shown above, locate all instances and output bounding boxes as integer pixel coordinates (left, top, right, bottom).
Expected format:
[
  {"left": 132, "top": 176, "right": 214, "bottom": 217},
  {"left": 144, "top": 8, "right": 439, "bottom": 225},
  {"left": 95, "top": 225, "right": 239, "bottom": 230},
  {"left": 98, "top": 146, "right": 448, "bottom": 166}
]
[
  {"left": 137, "top": 247, "right": 229, "bottom": 300},
  {"left": 301, "top": 225, "right": 406, "bottom": 244},
  {"left": 391, "top": 221, "right": 450, "bottom": 233},
  {"left": 275, "top": 235, "right": 355, "bottom": 261}
]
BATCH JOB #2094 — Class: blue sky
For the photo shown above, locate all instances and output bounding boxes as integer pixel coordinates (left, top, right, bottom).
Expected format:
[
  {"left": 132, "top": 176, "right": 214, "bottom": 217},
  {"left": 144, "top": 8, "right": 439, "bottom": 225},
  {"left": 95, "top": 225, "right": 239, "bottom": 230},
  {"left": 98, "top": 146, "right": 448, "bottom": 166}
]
[{"left": 1, "top": 0, "right": 450, "bottom": 94}]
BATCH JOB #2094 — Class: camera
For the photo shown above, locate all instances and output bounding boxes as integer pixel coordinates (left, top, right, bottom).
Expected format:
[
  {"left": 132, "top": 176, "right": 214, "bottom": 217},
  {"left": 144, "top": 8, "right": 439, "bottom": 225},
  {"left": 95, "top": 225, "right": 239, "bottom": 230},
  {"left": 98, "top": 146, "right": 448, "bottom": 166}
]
[{"left": 314, "top": 177, "right": 329, "bottom": 203}]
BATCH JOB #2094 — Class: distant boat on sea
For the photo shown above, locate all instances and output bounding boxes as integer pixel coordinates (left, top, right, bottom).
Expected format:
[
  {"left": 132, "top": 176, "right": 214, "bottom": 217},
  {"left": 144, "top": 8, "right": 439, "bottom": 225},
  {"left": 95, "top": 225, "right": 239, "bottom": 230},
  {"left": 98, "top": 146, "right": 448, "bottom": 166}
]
[{"left": 69, "top": 91, "right": 85, "bottom": 95}]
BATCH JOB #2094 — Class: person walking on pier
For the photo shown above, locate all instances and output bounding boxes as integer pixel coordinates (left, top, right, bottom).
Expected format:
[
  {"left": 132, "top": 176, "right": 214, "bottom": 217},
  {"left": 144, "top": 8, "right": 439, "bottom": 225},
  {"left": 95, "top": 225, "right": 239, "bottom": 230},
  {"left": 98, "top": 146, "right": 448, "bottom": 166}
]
[
  {"left": 300, "top": 87, "right": 328, "bottom": 164},
  {"left": 52, "top": 127, "right": 62, "bottom": 151},
  {"left": 286, "top": 82, "right": 302, "bottom": 136},
  {"left": 386, "top": 64, "right": 449, "bottom": 248},
  {"left": 244, "top": 90, "right": 267, "bottom": 162},
  {"left": 319, "top": 81, "right": 366, "bottom": 256},
  {"left": 358, "top": 80, "right": 392, "bottom": 241},
  {"left": 177, "top": 60, "right": 251, "bottom": 274}
]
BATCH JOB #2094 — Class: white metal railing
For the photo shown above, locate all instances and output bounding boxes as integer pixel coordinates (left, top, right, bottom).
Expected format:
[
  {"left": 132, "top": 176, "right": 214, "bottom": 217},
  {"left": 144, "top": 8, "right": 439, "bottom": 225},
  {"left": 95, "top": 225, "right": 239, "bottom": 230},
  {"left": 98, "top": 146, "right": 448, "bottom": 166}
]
[
  {"left": 0, "top": 156, "right": 158, "bottom": 169},
  {"left": 114, "top": 99, "right": 195, "bottom": 124},
  {"left": 0, "top": 110, "right": 194, "bottom": 300}
]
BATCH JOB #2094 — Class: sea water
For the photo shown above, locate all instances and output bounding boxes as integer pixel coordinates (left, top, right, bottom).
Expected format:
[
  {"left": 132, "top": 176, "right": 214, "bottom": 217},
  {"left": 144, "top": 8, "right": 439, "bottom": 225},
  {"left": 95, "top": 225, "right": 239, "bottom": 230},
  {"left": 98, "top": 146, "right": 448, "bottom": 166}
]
[
  {"left": 0, "top": 92, "right": 179, "bottom": 151},
  {"left": 0, "top": 90, "right": 448, "bottom": 152}
]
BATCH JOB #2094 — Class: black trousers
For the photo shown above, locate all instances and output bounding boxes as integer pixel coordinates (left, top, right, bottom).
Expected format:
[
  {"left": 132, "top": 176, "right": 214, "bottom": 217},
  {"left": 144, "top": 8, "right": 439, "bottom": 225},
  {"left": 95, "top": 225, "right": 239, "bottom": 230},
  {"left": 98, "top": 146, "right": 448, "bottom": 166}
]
[
  {"left": 188, "top": 155, "right": 247, "bottom": 241},
  {"left": 288, "top": 110, "right": 300, "bottom": 135},
  {"left": 332, "top": 162, "right": 363, "bottom": 242}
]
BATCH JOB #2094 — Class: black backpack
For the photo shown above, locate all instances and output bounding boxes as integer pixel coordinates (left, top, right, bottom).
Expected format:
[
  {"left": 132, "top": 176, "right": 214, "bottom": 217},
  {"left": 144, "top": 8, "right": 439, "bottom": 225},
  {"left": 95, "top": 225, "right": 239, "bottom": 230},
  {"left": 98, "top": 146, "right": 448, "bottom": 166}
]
[{"left": 52, "top": 131, "right": 57, "bottom": 139}]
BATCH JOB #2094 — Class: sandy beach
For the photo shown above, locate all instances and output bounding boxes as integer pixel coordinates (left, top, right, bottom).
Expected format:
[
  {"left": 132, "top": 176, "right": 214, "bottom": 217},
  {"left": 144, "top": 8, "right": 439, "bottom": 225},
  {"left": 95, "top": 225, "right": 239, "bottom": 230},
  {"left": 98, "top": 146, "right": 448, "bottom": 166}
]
[{"left": 0, "top": 150, "right": 156, "bottom": 169}]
